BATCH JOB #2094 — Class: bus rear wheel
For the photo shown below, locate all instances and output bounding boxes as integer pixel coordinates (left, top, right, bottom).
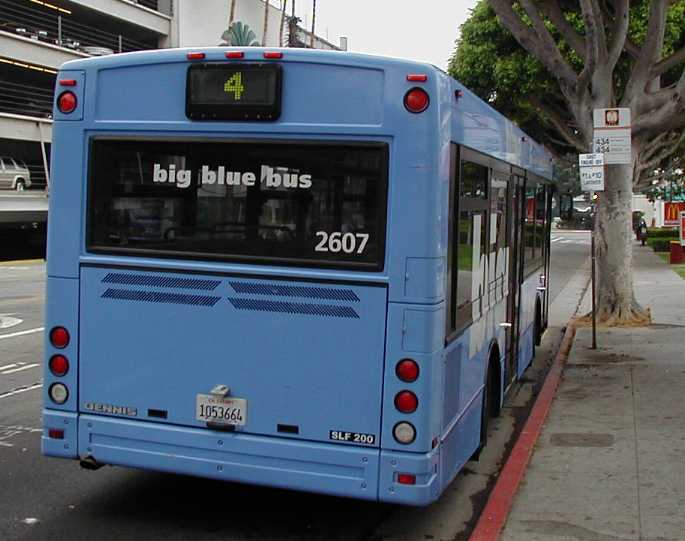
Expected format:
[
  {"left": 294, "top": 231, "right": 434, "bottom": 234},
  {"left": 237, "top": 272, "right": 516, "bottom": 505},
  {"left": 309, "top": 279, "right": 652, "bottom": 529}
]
[{"left": 473, "top": 352, "right": 500, "bottom": 460}]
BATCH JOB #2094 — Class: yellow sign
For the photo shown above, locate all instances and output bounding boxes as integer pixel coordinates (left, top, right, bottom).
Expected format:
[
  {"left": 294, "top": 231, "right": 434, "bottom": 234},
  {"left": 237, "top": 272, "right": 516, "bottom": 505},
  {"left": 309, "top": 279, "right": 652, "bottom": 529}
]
[{"left": 223, "top": 73, "right": 245, "bottom": 100}]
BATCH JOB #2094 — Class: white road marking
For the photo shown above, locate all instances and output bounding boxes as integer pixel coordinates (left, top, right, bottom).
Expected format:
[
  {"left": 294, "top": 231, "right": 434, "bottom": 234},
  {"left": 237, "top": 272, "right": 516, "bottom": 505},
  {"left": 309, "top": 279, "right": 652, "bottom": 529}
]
[
  {"left": 0, "top": 425, "right": 42, "bottom": 433},
  {"left": 0, "top": 316, "right": 22, "bottom": 329},
  {"left": 1, "top": 363, "right": 39, "bottom": 375},
  {"left": 551, "top": 237, "right": 563, "bottom": 243},
  {"left": 0, "top": 425, "right": 43, "bottom": 449},
  {"left": 0, "top": 382, "right": 43, "bottom": 399},
  {"left": 0, "top": 327, "right": 44, "bottom": 341},
  {"left": 0, "top": 363, "right": 18, "bottom": 371}
]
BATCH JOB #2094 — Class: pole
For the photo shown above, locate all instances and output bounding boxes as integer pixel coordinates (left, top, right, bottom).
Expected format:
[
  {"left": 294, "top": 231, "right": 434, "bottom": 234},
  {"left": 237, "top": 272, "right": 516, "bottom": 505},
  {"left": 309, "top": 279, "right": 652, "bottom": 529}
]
[
  {"left": 310, "top": 0, "right": 316, "bottom": 48},
  {"left": 38, "top": 121, "right": 50, "bottom": 192},
  {"left": 591, "top": 193, "right": 597, "bottom": 349}
]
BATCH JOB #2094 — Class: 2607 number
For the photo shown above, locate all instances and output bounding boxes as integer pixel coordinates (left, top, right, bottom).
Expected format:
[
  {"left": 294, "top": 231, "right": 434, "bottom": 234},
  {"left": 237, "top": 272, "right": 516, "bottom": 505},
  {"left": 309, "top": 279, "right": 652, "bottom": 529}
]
[
  {"left": 314, "top": 232, "right": 369, "bottom": 254},
  {"left": 199, "top": 404, "right": 244, "bottom": 422}
]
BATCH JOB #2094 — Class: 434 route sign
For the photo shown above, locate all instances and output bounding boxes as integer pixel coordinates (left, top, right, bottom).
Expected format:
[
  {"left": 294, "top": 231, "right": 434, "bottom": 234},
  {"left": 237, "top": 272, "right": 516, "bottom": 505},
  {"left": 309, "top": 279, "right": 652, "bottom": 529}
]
[{"left": 593, "top": 108, "right": 632, "bottom": 164}]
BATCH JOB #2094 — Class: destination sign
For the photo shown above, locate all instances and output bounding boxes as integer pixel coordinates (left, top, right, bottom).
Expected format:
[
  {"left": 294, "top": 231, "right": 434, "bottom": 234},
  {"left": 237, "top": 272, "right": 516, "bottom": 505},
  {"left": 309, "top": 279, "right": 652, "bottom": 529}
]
[{"left": 186, "top": 63, "right": 282, "bottom": 121}]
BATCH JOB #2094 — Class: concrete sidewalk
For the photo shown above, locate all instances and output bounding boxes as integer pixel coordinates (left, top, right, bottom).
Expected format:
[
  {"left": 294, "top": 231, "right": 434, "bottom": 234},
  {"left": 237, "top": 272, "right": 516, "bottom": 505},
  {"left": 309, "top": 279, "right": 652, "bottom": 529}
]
[{"left": 501, "top": 245, "right": 685, "bottom": 540}]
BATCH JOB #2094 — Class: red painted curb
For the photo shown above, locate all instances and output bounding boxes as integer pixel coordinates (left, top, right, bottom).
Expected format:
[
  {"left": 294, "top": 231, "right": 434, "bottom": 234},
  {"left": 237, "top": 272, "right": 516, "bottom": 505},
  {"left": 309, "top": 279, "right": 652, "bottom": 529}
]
[{"left": 469, "top": 325, "right": 577, "bottom": 541}]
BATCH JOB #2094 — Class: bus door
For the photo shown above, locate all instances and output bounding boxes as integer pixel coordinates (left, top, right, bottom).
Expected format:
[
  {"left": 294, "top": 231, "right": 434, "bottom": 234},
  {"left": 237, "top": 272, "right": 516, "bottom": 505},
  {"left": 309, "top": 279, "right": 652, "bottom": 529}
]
[{"left": 504, "top": 174, "right": 525, "bottom": 387}]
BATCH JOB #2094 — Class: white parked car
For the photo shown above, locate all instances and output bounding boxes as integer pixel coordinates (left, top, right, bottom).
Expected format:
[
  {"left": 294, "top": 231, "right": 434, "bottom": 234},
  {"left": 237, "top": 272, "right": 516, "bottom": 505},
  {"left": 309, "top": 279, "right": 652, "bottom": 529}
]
[{"left": 0, "top": 157, "right": 32, "bottom": 191}]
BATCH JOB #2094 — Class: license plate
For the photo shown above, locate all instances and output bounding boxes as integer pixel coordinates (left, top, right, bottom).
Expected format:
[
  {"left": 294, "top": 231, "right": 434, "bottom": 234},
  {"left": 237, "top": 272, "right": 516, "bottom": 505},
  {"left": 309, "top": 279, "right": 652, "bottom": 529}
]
[{"left": 195, "top": 394, "right": 247, "bottom": 426}]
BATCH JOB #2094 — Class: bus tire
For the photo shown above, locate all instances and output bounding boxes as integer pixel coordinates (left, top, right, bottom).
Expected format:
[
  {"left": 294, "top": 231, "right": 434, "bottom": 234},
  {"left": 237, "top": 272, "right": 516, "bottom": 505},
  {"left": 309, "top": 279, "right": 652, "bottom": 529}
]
[
  {"left": 473, "top": 350, "right": 500, "bottom": 460},
  {"left": 15, "top": 179, "right": 25, "bottom": 192}
]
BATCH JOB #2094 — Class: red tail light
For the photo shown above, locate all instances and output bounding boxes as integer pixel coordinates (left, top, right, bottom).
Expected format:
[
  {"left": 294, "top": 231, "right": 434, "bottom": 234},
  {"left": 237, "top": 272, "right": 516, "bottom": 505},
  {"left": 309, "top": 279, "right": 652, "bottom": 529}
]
[
  {"left": 225, "top": 51, "right": 245, "bottom": 59},
  {"left": 57, "top": 91, "right": 77, "bottom": 114},
  {"left": 406, "top": 74, "right": 428, "bottom": 82},
  {"left": 49, "top": 354, "right": 69, "bottom": 376},
  {"left": 48, "top": 429, "right": 65, "bottom": 439},
  {"left": 49, "top": 326, "right": 70, "bottom": 349},
  {"left": 404, "top": 88, "right": 429, "bottom": 113},
  {"left": 394, "top": 390, "right": 418, "bottom": 413},
  {"left": 396, "top": 359, "right": 419, "bottom": 382},
  {"left": 263, "top": 51, "right": 283, "bottom": 59},
  {"left": 397, "top": 473, "right": 416, "bottom": 485},
  {"left": 186, "top": 52, "right": 206, "bottom": 60}
]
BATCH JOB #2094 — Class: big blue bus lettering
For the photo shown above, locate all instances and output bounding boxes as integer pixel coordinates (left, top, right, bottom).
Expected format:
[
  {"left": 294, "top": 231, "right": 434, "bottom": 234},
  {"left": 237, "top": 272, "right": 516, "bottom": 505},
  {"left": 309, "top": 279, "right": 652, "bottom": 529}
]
[{"left": 42, "top": 49, "right": 553, "bottom": 506}]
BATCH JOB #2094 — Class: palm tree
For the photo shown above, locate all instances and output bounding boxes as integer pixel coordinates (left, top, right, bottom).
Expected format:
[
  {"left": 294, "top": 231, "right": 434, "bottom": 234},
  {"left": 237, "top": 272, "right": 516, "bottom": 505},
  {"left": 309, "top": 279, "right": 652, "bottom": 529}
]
[
  {"left": 310, "top": 0, "right": 316, "bottom": 48},
  {"left": 227, "top": 0, "right": 237, "bottom": 44},
  {"left": 262, "top": 0, "right": 269, "bottom": 47},
  {"left": 220, "top": 22, "right": 261, "bottom": 47}
]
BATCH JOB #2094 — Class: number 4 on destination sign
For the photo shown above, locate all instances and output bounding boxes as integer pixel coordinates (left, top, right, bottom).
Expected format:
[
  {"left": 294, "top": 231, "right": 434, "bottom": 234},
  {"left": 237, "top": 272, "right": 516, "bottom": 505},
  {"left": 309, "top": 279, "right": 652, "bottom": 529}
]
[{"left": 224, "top": 73, "right": 244, "bottom": 100}]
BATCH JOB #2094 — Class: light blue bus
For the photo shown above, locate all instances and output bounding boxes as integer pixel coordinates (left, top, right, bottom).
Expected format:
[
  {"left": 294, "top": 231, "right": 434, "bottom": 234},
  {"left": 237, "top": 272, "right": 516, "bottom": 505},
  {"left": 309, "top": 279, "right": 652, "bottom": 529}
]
[{"left": 42, "top": 48, "right": 554, "bottom": 506}]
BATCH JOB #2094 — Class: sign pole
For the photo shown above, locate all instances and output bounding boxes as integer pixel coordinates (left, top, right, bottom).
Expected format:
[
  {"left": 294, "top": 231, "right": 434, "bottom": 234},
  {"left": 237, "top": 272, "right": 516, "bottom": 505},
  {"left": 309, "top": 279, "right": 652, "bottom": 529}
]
[{"left": 591, "top": 193, "right": 597, "bottom": 350}]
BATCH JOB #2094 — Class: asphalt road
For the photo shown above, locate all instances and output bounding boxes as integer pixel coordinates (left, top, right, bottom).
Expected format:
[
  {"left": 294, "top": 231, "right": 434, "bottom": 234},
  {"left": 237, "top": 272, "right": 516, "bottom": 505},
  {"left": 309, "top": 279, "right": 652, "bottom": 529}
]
[{"left": 0, "top": 231, "right": 590, "bottom": 541}]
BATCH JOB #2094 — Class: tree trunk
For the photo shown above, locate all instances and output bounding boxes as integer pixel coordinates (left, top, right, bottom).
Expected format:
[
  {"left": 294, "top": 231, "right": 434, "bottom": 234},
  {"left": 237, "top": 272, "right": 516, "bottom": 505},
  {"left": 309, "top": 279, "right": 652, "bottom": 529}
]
[{"left": 593, "top": 148, "right": 651, "bottom": 325}]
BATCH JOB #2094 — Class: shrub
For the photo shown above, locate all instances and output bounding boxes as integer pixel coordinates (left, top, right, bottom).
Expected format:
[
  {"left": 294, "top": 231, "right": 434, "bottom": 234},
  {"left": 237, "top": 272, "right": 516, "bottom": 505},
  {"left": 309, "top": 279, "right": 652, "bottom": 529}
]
[
  {"left": 647, "top": 227, "right": 678, "bottom": 238},
  {"left": 648, "top": 239, "right": 674, "bottom": 252}
]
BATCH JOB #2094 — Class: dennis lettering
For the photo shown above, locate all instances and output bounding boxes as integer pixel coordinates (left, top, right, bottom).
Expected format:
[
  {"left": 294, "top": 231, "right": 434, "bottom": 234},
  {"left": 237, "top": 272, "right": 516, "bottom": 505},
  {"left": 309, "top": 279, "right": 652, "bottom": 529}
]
[{"left": 84, "top": 401, "right": 138, "bottom": 417}]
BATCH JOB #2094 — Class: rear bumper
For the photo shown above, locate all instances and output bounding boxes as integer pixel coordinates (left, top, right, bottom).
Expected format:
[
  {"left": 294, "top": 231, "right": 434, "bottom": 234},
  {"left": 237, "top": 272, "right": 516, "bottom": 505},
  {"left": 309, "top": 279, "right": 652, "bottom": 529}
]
[{"left": 42, "top": 411, "right": 441, "bottom": 505}]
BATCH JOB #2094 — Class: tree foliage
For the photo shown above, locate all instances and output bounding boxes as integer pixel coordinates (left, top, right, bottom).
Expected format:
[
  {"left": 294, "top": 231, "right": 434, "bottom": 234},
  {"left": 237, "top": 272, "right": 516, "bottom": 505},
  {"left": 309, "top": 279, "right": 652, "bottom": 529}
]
[
  {"left": 450, "top": 1, "right": 685, "bottom": 165},
  {"left": 449, "top": 3, "right": 555, "bottom": 147}
]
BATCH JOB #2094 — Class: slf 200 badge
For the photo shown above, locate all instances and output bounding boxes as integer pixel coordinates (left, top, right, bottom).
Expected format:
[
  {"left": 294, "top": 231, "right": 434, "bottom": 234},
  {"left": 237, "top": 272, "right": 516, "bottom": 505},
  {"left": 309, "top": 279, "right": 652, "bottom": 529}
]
[{"left": 329, "top": 430, "right": 376, "bottom": 445}]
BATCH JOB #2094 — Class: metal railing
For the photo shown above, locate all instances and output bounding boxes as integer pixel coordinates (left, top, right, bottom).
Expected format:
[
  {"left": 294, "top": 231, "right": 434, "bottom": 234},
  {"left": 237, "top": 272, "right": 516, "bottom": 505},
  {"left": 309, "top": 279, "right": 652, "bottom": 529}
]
[
  {"left": 26, "top": 162, "right": 49, "bottom": 189},
  {"left": 136, "top": 0, "right": 159, "bottom": 11},
  {"left": 0, "top": 0, "right": 158, "bottom": 54},
  {"left": 0, "top": 78, "right": 53, "bottom": 119}
]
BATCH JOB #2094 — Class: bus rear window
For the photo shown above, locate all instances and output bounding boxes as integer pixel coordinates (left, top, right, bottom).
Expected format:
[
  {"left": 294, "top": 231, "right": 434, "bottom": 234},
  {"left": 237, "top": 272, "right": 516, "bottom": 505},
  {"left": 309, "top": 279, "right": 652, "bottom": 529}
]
[{"left": 87, "top": 140, "right": 388, "bottom": 270}]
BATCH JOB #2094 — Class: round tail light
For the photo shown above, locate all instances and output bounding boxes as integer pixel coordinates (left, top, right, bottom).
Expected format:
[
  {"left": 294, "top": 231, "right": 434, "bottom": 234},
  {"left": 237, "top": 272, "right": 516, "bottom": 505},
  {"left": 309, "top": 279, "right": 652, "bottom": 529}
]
[
  {"left": 396, "top": 359, "right": 419, "bottom": 382},
  {"left": 57, "top": 91, "right": 77, "bottom": 114},
  {"left": 393, "top": 422, "right": 416, "bottom": 444},
  {"left": 404, "top": 87, "right": 429, "bottom": 113},
  {"left": 394, "top": 390, "right": 418, "bottom": 413},
  {"left": 49, "top": 355, "right": 69, "bottom": 376},
  {"left": 49, "top": 383, "right": 69, "bottom": 404},
  {"left": 49, "top": 326, "right": 70, "bottom": 349}
]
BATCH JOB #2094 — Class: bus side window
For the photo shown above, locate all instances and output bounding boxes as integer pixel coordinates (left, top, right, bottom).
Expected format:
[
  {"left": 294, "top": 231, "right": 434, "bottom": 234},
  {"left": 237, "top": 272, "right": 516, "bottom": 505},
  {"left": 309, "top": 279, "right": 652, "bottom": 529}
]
[
  {"left": 490, "top": 173, "right": 508, "bottom": 297},
  {"left": 447, "top": 151, "right": 489, "bottom": 340},
  {"left": 523, "top": 184, "right": 537, "bottom": 271}
]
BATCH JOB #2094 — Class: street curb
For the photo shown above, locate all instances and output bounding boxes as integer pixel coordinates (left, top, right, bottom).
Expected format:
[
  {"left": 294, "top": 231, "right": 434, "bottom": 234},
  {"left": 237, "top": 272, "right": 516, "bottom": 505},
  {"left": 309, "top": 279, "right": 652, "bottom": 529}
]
[{"left": 468, "top": 323, "right": 577, "bottom": 541}]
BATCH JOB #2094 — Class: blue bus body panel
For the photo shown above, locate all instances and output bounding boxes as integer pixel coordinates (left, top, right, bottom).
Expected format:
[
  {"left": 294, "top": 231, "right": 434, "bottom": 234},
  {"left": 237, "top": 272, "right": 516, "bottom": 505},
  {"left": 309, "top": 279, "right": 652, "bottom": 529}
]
[
  {"left": 42, "top": 410, "right": 78, "bottom": 458},
  {"left": 78, "top": 414, "right": 380, "bottom": 500},
  {"left": 79, "top": 266, "right": 388, "bottom": 445}
]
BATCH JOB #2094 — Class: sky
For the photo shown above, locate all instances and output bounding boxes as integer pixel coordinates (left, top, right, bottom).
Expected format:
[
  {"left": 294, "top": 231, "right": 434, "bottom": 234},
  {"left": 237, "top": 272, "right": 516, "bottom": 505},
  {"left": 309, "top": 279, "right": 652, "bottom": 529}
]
[{"left": 289, "top": 1, "right": 479, "bottom": 71}]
